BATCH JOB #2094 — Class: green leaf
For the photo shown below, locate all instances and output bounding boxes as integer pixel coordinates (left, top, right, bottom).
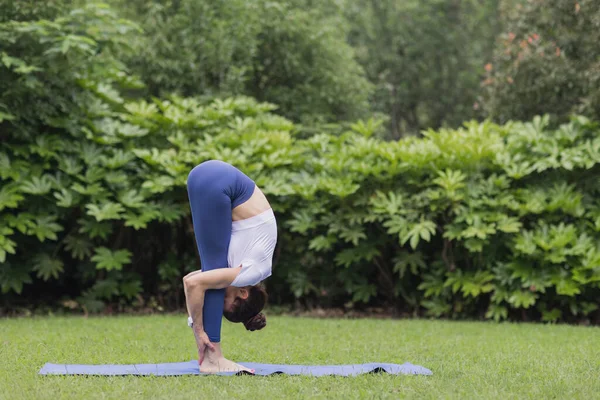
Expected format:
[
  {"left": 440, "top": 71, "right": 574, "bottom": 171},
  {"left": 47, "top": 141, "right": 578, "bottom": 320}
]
[
  {"left": 79, "top": 142, "right": 103, "bottom": 165},
  {"left": 351, "top": 283, "right": 377, "bottom": 303},
  {"left": 64, "top": 235, "right": 93, "bottom": 260},
  {"left": 287, "top": 210, "right": 317, "bottom": 234},
  {"left": 141, "top": 176, "right": 175, "bottom": 194},
  {"left": 401, "top": 219, "right": 436, "bottom": 249},
  {"left": 485, "top": 304, "right": 508, "bottom": 322},
  {"left": 77, "top": 218, "right": 113, "bottom": 239},
  {"left": 103, "top": 150, "right": 134, "bottom": 169},
  {"left": 418, "top": 272, "right": 446, "bottom": 298},
  {"left": 104, "top": 171, "right": 129, "bottom": 185},
  {"left": 0, "top": 262, "right": 32, "bottom": 294},
  {"left": 86, "top": 202, "right": 125, "bottom": 221},
  {"left": 580, "top": 302, "right": 599, "bottom": 316},
  {"left": 554, "top": 279, "right": 581, "bottom": 296},
  {"left": 90, "top": 279, "right": 120, "bottom": 300},
  {"left": 288, "top": 270, "right": 317, "bottom": 299},
  {"left": 334, "top": 245, "right": 380, "bottom": 268},
  {"left": 393, "top": 251, "right": 426, "bottom": 278},
  {"left": 5, "top": 213, "right": 35, "bottom": 234},
  {"left": 350, "top": 118, "right": 382, "bottom": 138},
  {"left": 0, "top": 232, "right": 17, "bottom": 263},
  {"left": 338, "top": 226, "right": 366, "bottom": 246},
  {"left": 0, "top": 111, "right": 16, "bottom": 122},
  {"left": 77, "top": 292, "right": 105, "bottom": 313},
  {"left": 123, "top": 210, "right": 158, "bottom": 230},
  {"left": 20, "top": 175, "right": 53, "bottom": 195},
  {"left": 308, "top": 235, "right": 336, "bottom": 252},
  {"left": 464, "top": 238, "right": 485, "bottom": 253},
  {"left": 31, "top": 135, "right": 62, "bottom": 158},
  {"left": 54, "top": 189, "right": 76, "bottom": 208},
  {"left": 118, "top": 123, "right": 148, "bottom": 138},
  {"left": 0, "top": 152, "right": 14, "bottom": 180},
  {"left": 0, "top": 185, "right": 24, "bottom": 211},
  {"left": 1, "top": 53, "right": 40, "bottom": 74},
  {"left": 120, "top": 279, "right": 142, "bottom": 300},
  {"left": 508, "top": 290, "right": 537, "bottom": 309},
  {"left": 32, "top": 254, "right": 64, "bottom": 281},
  {"left": 461, "top": 217, "right": 496, "bottom": 240},
  {"left": 71, "top": 182, "right": 102, "bottom": 196},
  {"left": 28, "top": 216, "right": 63, "bottom": 242},
  {"left": 83, "top": 167, "right": 106, "bottom": 183},
  {"left": 421, "top": 299, "right": 452, "bottom": 317},
  {"left": 383, "top": 215, "right": 407, "bottom": 235},
  {"left": 58, "top": 157, "right": 83, "bottom": 175},
  {"left": 443, "top": 270, "right": 464, "bottom": 294},
  {"left": 118, "top": 190, "right": 146, "bottom": 209},
  {"left": 370, "top": 190, "right": 404, "bottom": 215},
  {"left": 496, "top": 216, "right": 522, "bottom": 233},
  {"left": 95, "top": 83, "right": 124, "bottom": 105},
  {"left": 91, "top": 247, "right": 132, "bottom": 271},
  {"left": 541, "top": 308, "right": 562, "bottom": 323},
  {"left": 334, "top": 248, "right": 364, "bottom": 268},
  {"left": 152, "top": 202, "right": 184, "bottom": 223},
  {"left": 460, "top": 271, "right": 495, "bottom": 298},
  {"left": 433, "top": 169, "right": 466, "bottom": 197}
]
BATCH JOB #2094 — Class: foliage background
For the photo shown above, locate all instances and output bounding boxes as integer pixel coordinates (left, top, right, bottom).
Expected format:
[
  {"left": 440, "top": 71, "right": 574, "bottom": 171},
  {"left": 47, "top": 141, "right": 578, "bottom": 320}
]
[
  {"left": 1, "top": 1, "right": 599, "bottom": 324},
  {"left": 482, "top": 0, "right": 600, "bottom": 124},
  {"left": 110, "top": 0, "right": 373, "bottom": 125}
]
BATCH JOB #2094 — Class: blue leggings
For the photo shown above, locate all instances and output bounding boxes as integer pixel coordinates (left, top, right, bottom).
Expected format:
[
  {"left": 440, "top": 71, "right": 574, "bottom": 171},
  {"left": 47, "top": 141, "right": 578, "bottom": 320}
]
[{"left": 186, "top": 160, "right": 255, "bottom": 342}]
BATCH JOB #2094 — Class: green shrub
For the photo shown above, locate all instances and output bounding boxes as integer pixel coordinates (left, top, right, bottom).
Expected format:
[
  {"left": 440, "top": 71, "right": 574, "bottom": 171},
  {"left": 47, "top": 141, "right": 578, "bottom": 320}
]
[
  {"left": 0, "top": 3, "right": 150, "bottom": 312},
  {"left": 1, "top": 3, "right": 599, "bottom": 323}
]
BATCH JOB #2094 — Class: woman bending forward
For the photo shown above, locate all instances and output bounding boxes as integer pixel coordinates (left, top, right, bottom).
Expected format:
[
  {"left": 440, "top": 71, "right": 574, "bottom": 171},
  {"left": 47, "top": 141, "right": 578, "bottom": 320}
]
[{"left": 183, "top": 160, "right": 277, "bottom": 374}]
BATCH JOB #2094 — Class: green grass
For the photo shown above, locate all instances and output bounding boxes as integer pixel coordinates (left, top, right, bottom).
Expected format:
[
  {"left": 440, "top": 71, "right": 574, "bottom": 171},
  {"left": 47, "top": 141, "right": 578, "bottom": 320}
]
[{"left": 1, "top": 315, "right": 599, "bottom": 399}]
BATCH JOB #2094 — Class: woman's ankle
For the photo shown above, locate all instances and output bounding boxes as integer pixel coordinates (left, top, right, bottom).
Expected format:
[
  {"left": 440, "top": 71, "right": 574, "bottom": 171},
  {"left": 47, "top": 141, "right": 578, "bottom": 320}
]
[{"left": 202, "top": 342, "right": 223, "bottom": 363}]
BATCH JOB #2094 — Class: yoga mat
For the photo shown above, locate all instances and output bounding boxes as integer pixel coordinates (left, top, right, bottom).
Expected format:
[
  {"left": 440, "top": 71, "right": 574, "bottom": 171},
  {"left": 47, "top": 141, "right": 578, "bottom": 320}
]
[{"left": 39, "top": 360, "right": 432, "bottom": 377}]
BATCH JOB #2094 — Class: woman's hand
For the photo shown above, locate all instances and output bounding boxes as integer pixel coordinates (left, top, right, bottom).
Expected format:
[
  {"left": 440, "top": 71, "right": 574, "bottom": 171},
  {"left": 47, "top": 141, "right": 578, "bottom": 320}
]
[{"left": 193, "top": 329, "right": 215, "bottom": 364}]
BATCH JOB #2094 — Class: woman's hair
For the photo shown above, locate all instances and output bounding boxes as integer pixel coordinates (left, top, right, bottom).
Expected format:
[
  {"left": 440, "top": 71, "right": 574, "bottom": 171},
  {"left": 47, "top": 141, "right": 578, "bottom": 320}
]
[{"left": 223, "top": 283, "right": 268, "bottom": 331}]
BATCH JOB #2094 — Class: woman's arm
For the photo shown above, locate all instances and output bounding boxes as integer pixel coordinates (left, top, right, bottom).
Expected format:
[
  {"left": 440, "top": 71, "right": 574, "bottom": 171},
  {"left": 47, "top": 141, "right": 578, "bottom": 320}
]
[
  {"left": 183, "top": 267, "right": 253, "bottom": 373},
  {"left": 183, "top": 267, "right": 241, "bottom": 333}
]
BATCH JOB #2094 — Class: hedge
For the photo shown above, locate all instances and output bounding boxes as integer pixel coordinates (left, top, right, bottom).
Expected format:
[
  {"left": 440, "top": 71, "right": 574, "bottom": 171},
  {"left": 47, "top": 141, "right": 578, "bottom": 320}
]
[{"left": 1, "top": 4, "right": 599, "bottom": 323}]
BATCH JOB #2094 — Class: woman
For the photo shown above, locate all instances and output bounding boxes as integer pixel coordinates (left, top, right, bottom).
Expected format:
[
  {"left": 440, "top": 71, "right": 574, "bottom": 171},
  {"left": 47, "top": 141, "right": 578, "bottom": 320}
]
[{"left": 182, "top": 160, "right": 277, "bottom": 374}]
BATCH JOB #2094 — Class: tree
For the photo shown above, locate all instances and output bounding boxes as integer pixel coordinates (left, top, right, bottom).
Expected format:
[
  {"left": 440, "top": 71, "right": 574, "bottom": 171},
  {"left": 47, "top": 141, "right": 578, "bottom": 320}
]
[
  {"left": 112, "top": 0, "right": 372, "bottom": 123},
  {"left": 482, "top": 0, "right": 600, "bottom": 123},
  {"left": 0, "top": 0, "right": 68, "bottom": 22},
  {"left": 345, "top": 0, "right": 501, "bottom": 137}
]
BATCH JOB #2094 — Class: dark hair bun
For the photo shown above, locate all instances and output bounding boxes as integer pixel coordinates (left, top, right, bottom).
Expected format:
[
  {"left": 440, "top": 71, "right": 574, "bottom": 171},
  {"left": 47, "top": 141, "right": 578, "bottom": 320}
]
[{"left": 243, "top": 312, "right": 266, "bottom": 331}]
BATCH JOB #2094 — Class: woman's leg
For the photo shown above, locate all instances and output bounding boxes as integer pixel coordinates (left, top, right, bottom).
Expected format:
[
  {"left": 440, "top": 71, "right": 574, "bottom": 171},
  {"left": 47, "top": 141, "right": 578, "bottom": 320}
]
[{"left": 186, "top": 162, "right": 235, "bottom": 343}]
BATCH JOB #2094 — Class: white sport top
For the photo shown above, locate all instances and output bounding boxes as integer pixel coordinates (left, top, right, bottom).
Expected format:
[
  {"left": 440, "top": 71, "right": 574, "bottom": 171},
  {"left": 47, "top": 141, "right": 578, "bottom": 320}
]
[{"left": 228, "top": 208, "right": 277, "bottom": 287}]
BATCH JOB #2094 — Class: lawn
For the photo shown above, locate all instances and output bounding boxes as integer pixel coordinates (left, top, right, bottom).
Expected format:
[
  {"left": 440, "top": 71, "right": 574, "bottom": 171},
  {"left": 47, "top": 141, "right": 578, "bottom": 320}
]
[{"left": 1, "top": 315, "right": 598, "bottom": 399}]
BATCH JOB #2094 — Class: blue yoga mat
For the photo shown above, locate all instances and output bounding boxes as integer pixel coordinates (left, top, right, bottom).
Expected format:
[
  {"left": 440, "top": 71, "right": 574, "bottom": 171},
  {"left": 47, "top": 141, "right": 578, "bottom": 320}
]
[{"left": 39, "top": 360, "right": 432, "bottom": 377}]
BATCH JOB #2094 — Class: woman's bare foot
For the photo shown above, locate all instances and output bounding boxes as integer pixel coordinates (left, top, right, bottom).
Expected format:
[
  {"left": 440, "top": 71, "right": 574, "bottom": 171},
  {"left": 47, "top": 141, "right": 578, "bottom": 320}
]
[
  {"left": 199, "top": 356, "right": 254, "bottom": 374},
  {"left": 198, "top": 342, "right": 254, "bottom": 374}
]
